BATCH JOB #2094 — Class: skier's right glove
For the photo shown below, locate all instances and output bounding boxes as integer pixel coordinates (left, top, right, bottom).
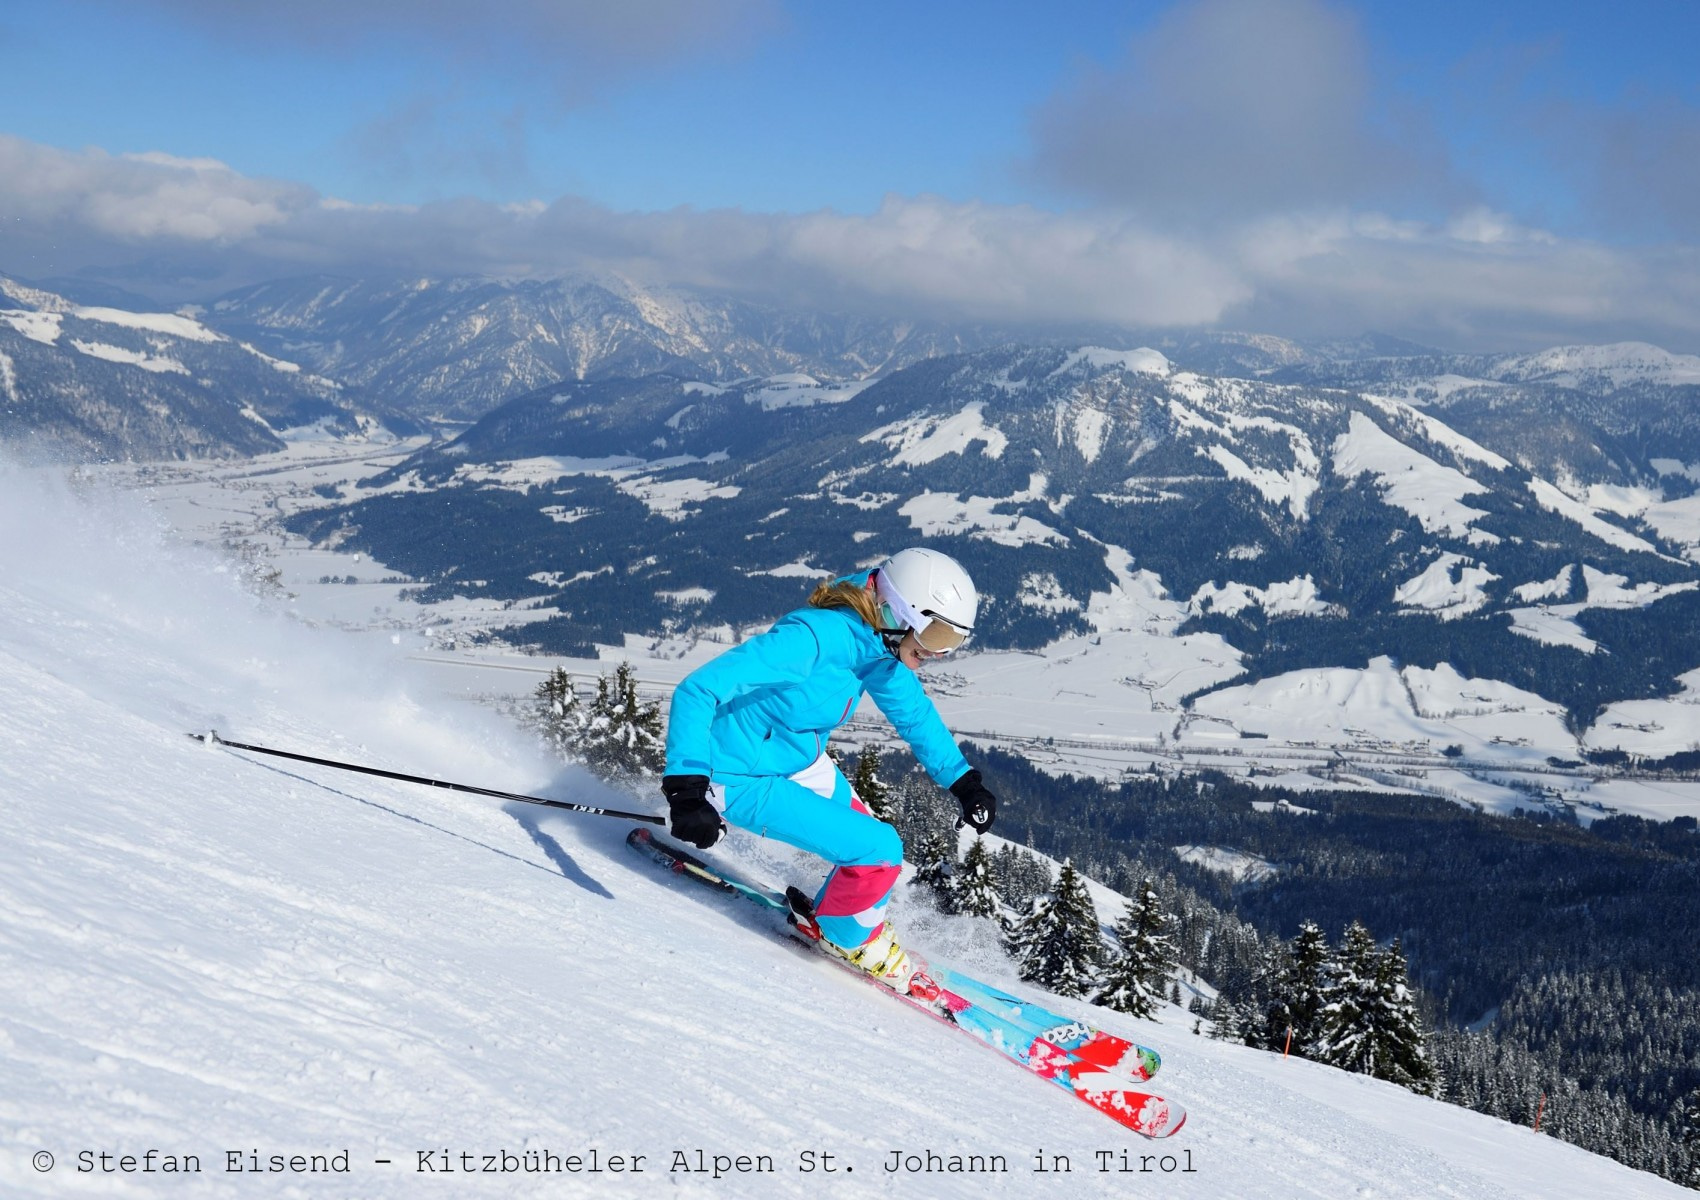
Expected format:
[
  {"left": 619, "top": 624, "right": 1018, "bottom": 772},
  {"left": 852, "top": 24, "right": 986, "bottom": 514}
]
[
  {"left": 950, "top": 769, "right": 997, "bottom": 834},
  {"left": 662, "top": 773, "right": 725, "bottom": 849}
]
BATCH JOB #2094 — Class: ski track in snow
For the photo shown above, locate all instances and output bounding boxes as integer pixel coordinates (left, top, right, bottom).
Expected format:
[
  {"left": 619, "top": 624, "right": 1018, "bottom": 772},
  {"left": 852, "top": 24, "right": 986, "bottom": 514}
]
[{"left": 0, "top": 464, "right": 1690, "bottom": 1198}]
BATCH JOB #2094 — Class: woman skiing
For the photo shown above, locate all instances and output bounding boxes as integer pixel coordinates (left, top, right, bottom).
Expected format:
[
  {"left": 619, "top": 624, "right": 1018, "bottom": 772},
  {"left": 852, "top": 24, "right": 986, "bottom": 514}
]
[{"left": 661, "top": 547, "right": 998, "bottom": 997}]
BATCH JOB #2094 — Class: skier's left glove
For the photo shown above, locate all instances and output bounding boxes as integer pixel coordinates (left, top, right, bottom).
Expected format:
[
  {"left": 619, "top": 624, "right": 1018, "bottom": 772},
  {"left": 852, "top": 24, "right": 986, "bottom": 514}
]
[
  {"left": 950, "top": 769, "right": 997, "bottom": 834},
  {"left": 662, "top": 773, "right": 725, "bottom": 849}
]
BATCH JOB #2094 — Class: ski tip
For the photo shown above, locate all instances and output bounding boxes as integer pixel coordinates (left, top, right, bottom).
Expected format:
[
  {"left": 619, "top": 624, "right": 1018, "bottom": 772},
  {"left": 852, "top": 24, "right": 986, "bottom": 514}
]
[
  {"left": 1126, "top": 1097, "right": 1187, "bottom": 1140},
  {"left": 1135, "top": 1095, "right": 1186, "bottom": 1139}
]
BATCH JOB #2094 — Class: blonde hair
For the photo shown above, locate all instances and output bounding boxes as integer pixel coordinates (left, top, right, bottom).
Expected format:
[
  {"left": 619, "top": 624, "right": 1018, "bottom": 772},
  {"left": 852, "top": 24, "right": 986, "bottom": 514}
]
[{"left": 808, "top": 578, "right": 883, "bottom": 629}]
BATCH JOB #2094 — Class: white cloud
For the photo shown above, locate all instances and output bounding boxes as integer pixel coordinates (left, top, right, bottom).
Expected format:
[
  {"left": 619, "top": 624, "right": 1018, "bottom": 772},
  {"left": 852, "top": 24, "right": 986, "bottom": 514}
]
[
  {"left": 0, "top": 136, "right": 310, "bottom": 243},
  {"left": 1228, "top": 210, "right": 1700, "bottom": 347},
  {"left": 777, "top": 197, "right": 1248, "bottom": 326}
]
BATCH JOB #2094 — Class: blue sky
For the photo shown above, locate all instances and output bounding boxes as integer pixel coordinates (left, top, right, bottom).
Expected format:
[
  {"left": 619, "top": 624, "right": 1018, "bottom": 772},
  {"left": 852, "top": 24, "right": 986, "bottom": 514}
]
[
  {"left": 2, "top": 0, "right": 1698, "bottom": 348},
  {"left": 5, "top": 0, "right": 1696, "bottom": 221}
]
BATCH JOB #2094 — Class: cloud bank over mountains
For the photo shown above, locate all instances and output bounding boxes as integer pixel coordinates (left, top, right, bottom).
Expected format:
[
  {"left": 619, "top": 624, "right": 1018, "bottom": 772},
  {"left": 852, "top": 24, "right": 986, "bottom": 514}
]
[{"left": 5, "top": 130, "right": 1696, "bottom": 353}]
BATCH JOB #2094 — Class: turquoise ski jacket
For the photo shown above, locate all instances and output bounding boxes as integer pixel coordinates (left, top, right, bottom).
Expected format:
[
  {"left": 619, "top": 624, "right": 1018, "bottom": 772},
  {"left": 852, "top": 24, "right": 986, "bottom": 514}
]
[{"left": 664, "top": 579, "right": 971, "bottom": 789}]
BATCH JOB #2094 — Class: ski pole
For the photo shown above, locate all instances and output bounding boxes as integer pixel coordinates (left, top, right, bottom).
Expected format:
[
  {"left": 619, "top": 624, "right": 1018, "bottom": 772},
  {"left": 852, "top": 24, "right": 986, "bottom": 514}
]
[{"left": 188, "top": 730, "right": 665, "bottom": 824}]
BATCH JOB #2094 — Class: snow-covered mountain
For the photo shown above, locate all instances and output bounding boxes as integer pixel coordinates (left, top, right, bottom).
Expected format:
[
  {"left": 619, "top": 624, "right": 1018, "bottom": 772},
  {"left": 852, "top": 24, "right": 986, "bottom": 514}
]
[
  {"left": 0, "top": 275, "right": 407, "bottom": 460},
  {"left": 284, "top": 343, "right": 1700, "bottom": 756},
  {"left": 1270, "top": 342, "right": 1700, "bottom": 494},
  {"left": 1489, "top": 343, "right": 1700, "bottom": 391},
  {"left": 198, "top": 272, "right": 1424, "bottom": 423},
  {"left": 200, "top": 273, "right": 1052, "bottom": 422},
  {"left": 1, "top": 464, "right": 1687, "bottom": 1200}
]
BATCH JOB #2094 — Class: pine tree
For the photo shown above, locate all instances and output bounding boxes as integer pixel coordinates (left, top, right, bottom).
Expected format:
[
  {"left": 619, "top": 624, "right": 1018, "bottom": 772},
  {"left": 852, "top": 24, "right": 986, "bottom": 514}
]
[
  {"left": 1093, "top": 879, "right": 1174, "bottom": 1019},
  {"left": 953, "top": 836, "right": 1002, "bottom": 918},
  {"left": 1209, "top": 996, "right": 1248, "bottom": 1042},
  {"left": 1314, "top": 923, "right": 1433, "bottom": 1092},
  {"left": 850, "top": 744, "right": 895, "bottom": 823},
  {"left": 1009, "top": 858, "right": 1101, "bottom": 998},
  {"left": 885, "top": 769, "right": 955, "bottom": 849},
  {"left": 909, "top": 830, "right": 957, "bottom": 906},
  {"left": 1314, "top": 921, "right": 1379, "bottom": 1074},
  {"left": 578, "top": 662, "right": 666, "bottom": 784},
  {"left": 1265, "top": 920, "right": 1331, "bottom": 1058},
  {"left": 1373, "top": 939, "right": 1435, "bottom": 1093},
  {"left": 993, "top": 843, "right": 1052, "bottom": 912},
  {"left": 1246, "top": 938, "right": 1291, "bottom": 1051},
  {"left": 530, "top": 667, "right": 584, "bottom": 761},
  {"left": 1673, "top": 1086, "right": 1700, "bottom": 1189}
]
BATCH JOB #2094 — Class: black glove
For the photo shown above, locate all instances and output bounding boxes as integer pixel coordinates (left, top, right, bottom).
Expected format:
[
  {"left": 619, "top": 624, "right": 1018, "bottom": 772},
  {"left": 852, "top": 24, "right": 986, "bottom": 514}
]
[
  {"left": 950, "top": 769, "right": 997, "bottom": 834},
  {"left": 662, "top": 773, "right": 725, "bottom": 849}
]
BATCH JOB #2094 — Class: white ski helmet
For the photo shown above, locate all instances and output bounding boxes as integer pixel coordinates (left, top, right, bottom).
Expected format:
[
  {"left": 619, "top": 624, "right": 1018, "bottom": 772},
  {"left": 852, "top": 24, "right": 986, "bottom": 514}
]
[{"left": 873, "top": 547, "right": 978, "bottom": 653}]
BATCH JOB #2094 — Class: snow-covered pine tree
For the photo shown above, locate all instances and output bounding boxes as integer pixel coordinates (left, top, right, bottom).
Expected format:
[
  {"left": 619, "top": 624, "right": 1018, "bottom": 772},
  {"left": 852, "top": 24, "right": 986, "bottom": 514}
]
[
  {"left": 953, "top": 836, "right": 1002, "bottom": 918},
  {"left": 992, "top": 843, "right": 1052, "bottom": 912},
  {"left": 909, "top": 829, "right": 957, "bottom": 906},
  {"left": 1246, "top": 938, "right": 1292, "bottom": 1050},
  {"left": 530, "top": 667, "right": 584, "bottom": 761},
  {"left": 1209, "top": 996, "right": 1249, "bottom": 1042},
  {"left": 885, "top": 767, "right": 955, "bottom": 849},
  {"left": 1314, "top": 920, "right": 1379, "bottom": 1074},
  {"left": 578, "top": 662, "right": 666, "bottom": 784},
  {"left": 1264, "top": 919, "right": 1332, "bottom": 1057},
  {"left": 850, "top": 743, "right": 895, "bottom": 823},
  {"left": 1373, "top": 938, "right": 1435, "bottom": 1093},
  {"left": 1008, "top": 858, "right": 1101, "bottom": 998},
  {"left": 1093, "top": 878, "right": 1174, "bottom": 1018},
  {"left": 1672, "top": 1084, "right": 1700, "bottom": 1189},
  {"left": 1314, "top": 922, "right": 1433, "bottom": 1092}
]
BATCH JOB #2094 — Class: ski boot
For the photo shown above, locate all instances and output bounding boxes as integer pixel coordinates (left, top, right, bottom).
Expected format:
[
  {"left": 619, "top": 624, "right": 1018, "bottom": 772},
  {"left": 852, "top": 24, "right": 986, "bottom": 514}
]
[{"left": 786, "top": 888, "right": 940, "bottom": 1001}]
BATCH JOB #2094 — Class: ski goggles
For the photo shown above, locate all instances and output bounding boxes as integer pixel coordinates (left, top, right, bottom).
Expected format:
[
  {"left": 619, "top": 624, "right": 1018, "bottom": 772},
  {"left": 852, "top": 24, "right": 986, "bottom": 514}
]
[
  {"left": 878, "top": 604, "right": 971, "bottom": 655},
  {"left": 914, "top": 613, "right": 970, "bottom": 654}
]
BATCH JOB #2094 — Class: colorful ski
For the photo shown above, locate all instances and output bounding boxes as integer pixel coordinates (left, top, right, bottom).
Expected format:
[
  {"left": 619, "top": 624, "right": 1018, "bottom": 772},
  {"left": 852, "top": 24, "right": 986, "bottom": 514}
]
[
  {"left": 931, "top": 966, "right": 1163, "bottom": 1083},
  {"left": 626, "top": 827, "right": 1186, "bottom": 1139}
]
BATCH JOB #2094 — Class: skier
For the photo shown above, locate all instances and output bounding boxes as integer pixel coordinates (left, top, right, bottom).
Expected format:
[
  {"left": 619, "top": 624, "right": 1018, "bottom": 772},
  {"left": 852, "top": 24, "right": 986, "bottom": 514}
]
[{"left": 660, "top": 547, "right": 998, "bottom": 996}]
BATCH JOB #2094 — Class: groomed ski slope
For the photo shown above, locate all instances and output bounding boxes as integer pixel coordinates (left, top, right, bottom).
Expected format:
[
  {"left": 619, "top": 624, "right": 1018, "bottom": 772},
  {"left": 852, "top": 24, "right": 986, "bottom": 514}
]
[{"left": 0, "top": 466, "right": 1688, "bottom": 1200}]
